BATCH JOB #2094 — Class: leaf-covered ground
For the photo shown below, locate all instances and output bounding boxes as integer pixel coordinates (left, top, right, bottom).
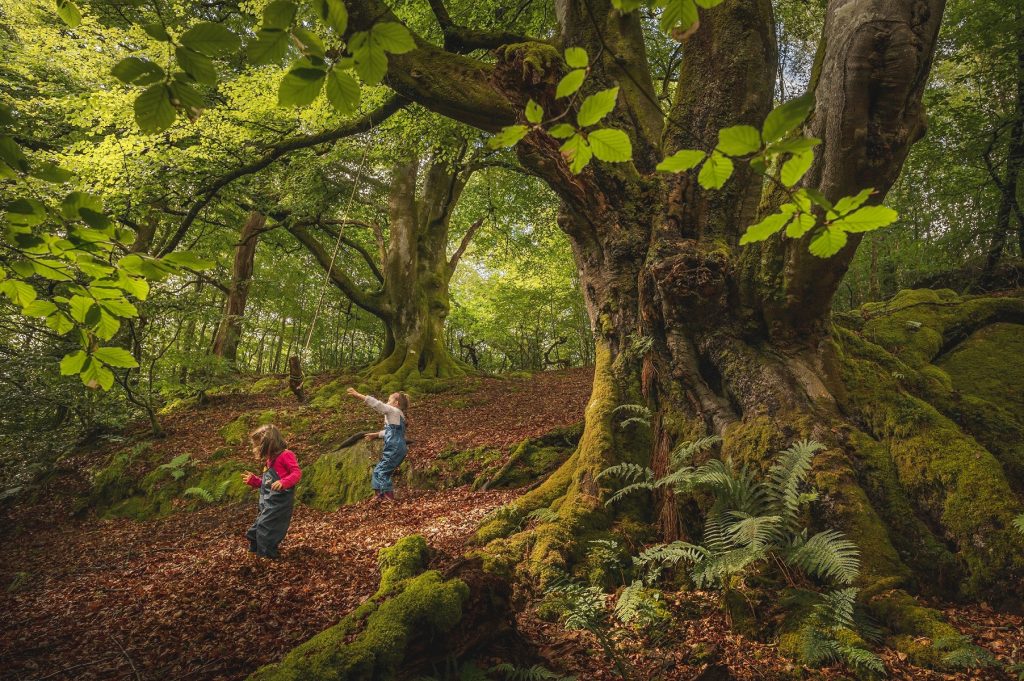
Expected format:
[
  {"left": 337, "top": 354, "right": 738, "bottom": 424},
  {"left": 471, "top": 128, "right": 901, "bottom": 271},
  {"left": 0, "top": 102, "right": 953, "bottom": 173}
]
[{"left": 1, "top": 367, "right": 1022, "bottom": 680}]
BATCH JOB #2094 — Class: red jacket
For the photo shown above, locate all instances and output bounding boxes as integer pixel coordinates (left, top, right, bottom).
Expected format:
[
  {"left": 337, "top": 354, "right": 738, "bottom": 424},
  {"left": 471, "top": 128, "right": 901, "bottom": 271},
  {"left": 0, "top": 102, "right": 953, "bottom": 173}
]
[{"left": 245, "top": 449, "right": 302, "bottom": 489}]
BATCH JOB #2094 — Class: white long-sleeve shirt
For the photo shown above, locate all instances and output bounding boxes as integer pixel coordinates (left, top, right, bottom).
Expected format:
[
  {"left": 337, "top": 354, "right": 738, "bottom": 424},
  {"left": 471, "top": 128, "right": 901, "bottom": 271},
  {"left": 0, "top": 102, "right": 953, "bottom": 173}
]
[{"left": 364, "top": 396, "right": 404, "bottom": 437}]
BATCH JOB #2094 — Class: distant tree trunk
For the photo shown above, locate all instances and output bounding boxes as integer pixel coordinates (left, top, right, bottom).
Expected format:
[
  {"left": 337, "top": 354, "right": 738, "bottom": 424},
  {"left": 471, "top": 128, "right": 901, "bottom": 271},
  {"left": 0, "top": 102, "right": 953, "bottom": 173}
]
[
  {"left": 288, "top": 355, "right": 306, "bottom": 402},
  {"left": 212, "top": 211, "right": 265, "bottom": 364},
  {"left": 289, "top": 152, "right": 485, "bottom": 387}
]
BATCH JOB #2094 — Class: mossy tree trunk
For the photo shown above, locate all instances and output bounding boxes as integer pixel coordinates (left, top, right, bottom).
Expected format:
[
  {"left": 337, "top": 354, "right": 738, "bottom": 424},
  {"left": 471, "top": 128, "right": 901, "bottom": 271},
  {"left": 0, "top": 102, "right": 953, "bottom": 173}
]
[
  {"left": 212, "top": 211, "right": 265, "bottom": 365},
  {"left": 342, "top": 0, "right": 1024, "bottom": 603},
  {"left": 288, "top": 152, "right": 481, "bottom": 388}
]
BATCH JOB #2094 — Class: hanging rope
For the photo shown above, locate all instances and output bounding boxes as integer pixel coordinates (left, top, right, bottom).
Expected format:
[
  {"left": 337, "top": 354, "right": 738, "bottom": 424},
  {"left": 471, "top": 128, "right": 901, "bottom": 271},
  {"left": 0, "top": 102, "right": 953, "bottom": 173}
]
[{"left": 301, "top": 121, "right": 377, "bottom": 357}]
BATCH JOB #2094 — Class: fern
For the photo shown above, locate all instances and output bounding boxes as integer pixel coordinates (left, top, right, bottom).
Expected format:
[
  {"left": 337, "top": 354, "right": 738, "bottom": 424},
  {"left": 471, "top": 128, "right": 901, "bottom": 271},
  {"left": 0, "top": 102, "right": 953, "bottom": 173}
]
[
  {"left": 611, "top": 403, "right": 652, "bottom": 430},
  {"left": 768, "top": 439, "right": 823, "bottom": 527},
  {"left": 158, "top": 453, "right": 192, "bottom": 480},
  {"left": 934, "top": 635, "right": 998, "bottom": 670},
  {"left": 1014, "top": 513, "right": 1024, "bottom": 536},
  {"left": 787, "top": 530, "right": 861, "bottom": 585},
  {"left": 489, "top": 663, "right": 575, "bottom": 681},
  {"left": 526, "top": 507, "right": 560, "bottom": 524},
  {"left": 183, "top": 486, "right": 214, "bottom": 502}
]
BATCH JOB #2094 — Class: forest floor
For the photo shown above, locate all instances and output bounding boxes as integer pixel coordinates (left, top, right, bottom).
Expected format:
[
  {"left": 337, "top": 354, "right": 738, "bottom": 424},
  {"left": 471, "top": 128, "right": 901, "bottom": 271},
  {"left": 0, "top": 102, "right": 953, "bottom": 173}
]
[{"left": 1, "top": 367, "right": 1022, "bottom": 681}]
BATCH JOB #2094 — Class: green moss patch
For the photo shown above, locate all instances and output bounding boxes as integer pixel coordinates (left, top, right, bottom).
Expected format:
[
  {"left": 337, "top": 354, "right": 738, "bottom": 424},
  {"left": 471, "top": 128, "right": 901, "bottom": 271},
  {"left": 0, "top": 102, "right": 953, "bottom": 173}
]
[
  {"left": 248, "top": 535, "right": 469, "bottom": 681},
  {"left": 295, "top": 441, "right": 376, "bottom": 510}
]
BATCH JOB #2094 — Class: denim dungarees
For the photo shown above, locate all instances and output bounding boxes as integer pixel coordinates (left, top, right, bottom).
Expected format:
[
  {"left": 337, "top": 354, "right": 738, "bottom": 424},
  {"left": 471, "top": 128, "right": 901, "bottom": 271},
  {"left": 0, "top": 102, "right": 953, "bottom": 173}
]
[{"left": 371, "top": 417, "right": 406, "bottom": 493}]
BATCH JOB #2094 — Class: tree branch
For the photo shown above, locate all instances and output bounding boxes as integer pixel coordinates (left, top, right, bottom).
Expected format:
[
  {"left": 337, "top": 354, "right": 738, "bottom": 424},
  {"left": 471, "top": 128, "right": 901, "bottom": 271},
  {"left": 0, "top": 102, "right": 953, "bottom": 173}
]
[
  {"left": 157, "top": 96, "right": 406, "bottom": 257},
  {"left": 426, "top": 0, "right": 537, "bottom": 53},
  {"left": 286, "top": 223, "right": 387, "bottom": 318},
  {"left": 449, "top": 217, "right": 486, "bottom": 271},
  {"left": 314, "top": 220, "right": 385, "bottom": 283}
]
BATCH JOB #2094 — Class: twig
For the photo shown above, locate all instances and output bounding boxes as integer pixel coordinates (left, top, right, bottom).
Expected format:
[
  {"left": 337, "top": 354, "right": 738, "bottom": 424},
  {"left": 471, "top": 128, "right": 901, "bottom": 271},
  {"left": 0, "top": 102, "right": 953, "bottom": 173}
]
[
  {"left": 112, "top": 636, "right": 143, "bottom": 681},
  {"left": 30, "top": 657, "right": 115, "bottom": 681}
]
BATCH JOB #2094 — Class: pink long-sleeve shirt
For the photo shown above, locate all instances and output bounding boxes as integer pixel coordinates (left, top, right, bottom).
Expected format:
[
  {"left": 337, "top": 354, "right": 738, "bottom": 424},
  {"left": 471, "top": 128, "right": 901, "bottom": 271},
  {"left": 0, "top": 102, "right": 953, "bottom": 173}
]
[{"left": 245, "top": 449, "right": 302, "bottom": 489}]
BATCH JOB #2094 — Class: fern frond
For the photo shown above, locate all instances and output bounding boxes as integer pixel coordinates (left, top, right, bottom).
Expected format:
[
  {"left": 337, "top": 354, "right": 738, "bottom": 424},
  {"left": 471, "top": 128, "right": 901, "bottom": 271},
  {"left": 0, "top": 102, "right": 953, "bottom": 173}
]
[
  {"left": 768, "top": 439, "right": 823, "bottom": 525},
  {"left": 526, "top": 507, "right": 560, "bottom": 524},
  {"left": 611, "top": 403, "right": 652, "bottom": 429},
  {"left": 812, "top": 587, "right": 858, "bottom": 630},
  {"left": 597, "top": 462, "right": 652, "bottom": 484},
  {"left": 725, "top": 512, "right": 783, "bottom": 550},
  {"left": 182, "top": 486, "right": 214, "bottom": 502},
  {"left": 1014, "top": 513, "right": 1024, "bottom": 536},
  {"left": 634, "top": 541, "right": 707, "bottom": 583},
  {"left": 691, "top": 545, "right": 762, "bottom": 588},
  {"left": 835, "top": 642, "right": 885, "bottom": 674},
  {"left": 160, "top": 453, "right": 191, "bottom": 469},
  {"left": 669, "top": 435, "right": 722, "bottom": 467},
  {"left": 215, "top": 478, "right": 232, "bottom": 500},
  {"left": 787, "top": 529, "right": 861, "bottom": 585}
]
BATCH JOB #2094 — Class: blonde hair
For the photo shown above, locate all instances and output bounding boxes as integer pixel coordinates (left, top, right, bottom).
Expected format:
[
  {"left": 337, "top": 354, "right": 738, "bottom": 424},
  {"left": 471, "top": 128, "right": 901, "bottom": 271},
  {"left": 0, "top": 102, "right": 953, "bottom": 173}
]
[
  {"left": 250, "top": 424, "right": 287, "bottom": 463},
  {"left": 390, "top": 391, "right": 409, "bottom": 412}
]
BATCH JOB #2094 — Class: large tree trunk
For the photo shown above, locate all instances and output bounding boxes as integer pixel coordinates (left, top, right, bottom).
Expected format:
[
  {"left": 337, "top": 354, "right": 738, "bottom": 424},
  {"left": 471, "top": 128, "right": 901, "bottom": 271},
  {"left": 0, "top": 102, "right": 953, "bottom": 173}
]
[
  {"left": 290, "top": 152, "right": 481, "bottom": 388},
  {"left": 212, "top": 211, "right": 265, "bottom": 364}
]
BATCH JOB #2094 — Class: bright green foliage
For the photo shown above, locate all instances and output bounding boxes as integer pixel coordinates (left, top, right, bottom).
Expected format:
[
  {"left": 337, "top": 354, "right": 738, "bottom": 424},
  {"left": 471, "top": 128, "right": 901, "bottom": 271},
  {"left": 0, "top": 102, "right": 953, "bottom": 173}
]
[
  {"left": 1015, "top": 514, "right": 1024, "bottom": 536},
  {"left": 158, "top": 453, "right": 193, "bottom": 481}
]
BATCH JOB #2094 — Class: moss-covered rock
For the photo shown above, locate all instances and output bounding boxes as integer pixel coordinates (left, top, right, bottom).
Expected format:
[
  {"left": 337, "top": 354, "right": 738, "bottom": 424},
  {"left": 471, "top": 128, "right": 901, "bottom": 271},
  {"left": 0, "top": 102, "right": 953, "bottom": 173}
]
[
  {"left": 220, "top": 414, "right": 251, "bottom": 446},
  {"left": 295, "top": 441, "right": 376, "bottom": 510},
  {"left": 248, "top": 535, "right": 470, "bottom": 681}
]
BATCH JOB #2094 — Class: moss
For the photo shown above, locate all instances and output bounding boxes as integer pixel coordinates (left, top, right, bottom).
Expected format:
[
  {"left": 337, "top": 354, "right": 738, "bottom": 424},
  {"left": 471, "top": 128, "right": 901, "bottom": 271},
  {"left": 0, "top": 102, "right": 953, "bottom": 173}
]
[
  {"left": 295, "top": 441, "right": 376, "bottom": 510},
  {"left": 835, "top": 322, "right": 1024, "bottom": 599},
  {"left": 249, "top": 377, "right": 281, "bottom": 394},
  {"left": 248, "top": 535, "right": 469, "bottom": 681},
  {"left": 479, "top": 424, "right": 581, "bottom": 491},
  {"left": 220, "top": 414, "right": 251, "bottom": 446},
  {"left": 101, "top": 457, "right": 252, "bottom": 520},
  {"left": 870, "top": 590, "right": 964, "bottom": 669}
]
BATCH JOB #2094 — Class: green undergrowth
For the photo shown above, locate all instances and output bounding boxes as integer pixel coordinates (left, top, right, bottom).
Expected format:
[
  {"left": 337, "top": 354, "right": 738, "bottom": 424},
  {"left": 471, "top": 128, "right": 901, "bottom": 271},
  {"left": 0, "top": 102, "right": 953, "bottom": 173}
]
[
  {"left": 248, "top": 535, "right": 470, "bottom": 681},
  {"left": 85, "top": 444, "right": 250, "bottom": 520},
  {"left": 296, "top": 440, "right": 377, "bottom": 510}
]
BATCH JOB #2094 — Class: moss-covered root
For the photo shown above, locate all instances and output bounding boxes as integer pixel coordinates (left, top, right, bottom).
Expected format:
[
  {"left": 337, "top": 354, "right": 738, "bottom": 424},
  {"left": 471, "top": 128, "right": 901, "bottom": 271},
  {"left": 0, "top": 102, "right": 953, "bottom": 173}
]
[
  {"left": 474, "top": 344, "right": 644, "bottom": 583},
  {"left": 248, "top": 535, "right": 469, "bottom": 681},
  {"left": 871, "top": 590, "right": 989, "bottom": 670},
  {"left": 295, "top": 441, "right": 376, "bottom": 510}
]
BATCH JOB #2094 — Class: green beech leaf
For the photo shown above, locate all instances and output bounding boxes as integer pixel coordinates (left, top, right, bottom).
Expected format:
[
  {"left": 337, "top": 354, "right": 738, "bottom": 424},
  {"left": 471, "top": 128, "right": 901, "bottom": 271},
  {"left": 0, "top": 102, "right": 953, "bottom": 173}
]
[
  {"left": 292, "top": 27, "right": 325, "bottom": 57},
  {"left": 175, "top": 47, "right": 217, "bottom": 85},
  {"left": 785, "top": 212, "right": 816, "bottom": 238},
  {"left": 371, "top": 22, "right": 416, "bottom": 54},
  {"left": 93, "top": 309, "right": 120, "bottom": 340},
  {"left": 740, "top": 212, "right": 792, "bottom": 245},
  {"left": 780, "top": 149, "right": 814, "bottom": 187},
  {"left": 55, "top": 0, "right": 82, "bottom": 28},
  {"left": 657, "top": 149, "right": 707, "bottom": 173},
  {"left": 0, "top": 136, "right": 29, "bottom": 173},
  {"left": 134, "top": 84, "right": 176, "bottom": 133},
  {"left": 60, "top": 192, "right": 103, "bottom": 220},
  {"left": 488, "top": 125, "right": 529, "bottom": 149},
  {"left": 697, "top": 152, "right": 734, "bottom": 189},
  {"left": 767, "top": 136, "right": 820, "bottom": 155},
  {"left": 162, "top": 252, "right": 215, "bottom": 271},
  {"left": 660, "top": 0, "right": 698, "bottom": 32},
  {"left": 278, "top": 62, "right": 327, "bottom": 107},
  {"left": 170, "top": 79, "right": 205, "bottom": 111},
  {"left": 587, "top": 128, "right": 632, "bottom": 162},
  {"left": 548, "top": 123, "right": 576, "bottom": 139},
  {"left": 762, "top": 93, "right": 815, "bottom": 144},
  {"left": 60, "top": 350, "right": 87, "bottom": 376},
  {"left": 1, "top": 280, "right": 37, "bottom": 307},
  {"left": 556, "top": 69, "right": 586, "bottom": 99},
  {"left": 577, "top": 87, "right": 619, "bottom": 127},
  {"left": 68, "top": 295, "right": 95, "bottom": 323},
  {"left": 525, "top": 99, "right": 543, "bottom": 124},
  {"left": 564, "top": 47, "right": 588, "bottom": 69},
  {"left": 99, "top": 297, "right": 139, "bottom": 318},
  {"left": 111, "top": 57, "right": 165, "bottom": 86},
  {"left": 314, "top": 0, "right": 348, "bottom": 33},
  {"left": 831, "top": 205, "right": 898, "bottom": 233},
  {"left": 349, "top": 32, "right": 388, "bottom": 85},
  {"left": 46, "top": 311, "right": 75, "bottom": 334},
  {"left": 262, "top": 1, "right": 297, "bottom": 30},
  {"left": 5, "top": 198, "right": 46, "bottom": 226},
  {"left": 325, "top": 68, "right": 360, "bottom": 114},
  {"left": 142, "top": 22, "right": 171, "bottom": 41},
  {"left": 248, "top": 29, "right": 290, "bottom": 65},
  {"left": 33, "top": 260, "right": 74, "bottom": 281},
  {"left": 694, "top": 0, "right": 725, "bottom": 7},
  {"left": 560, "top": 134, "right": 593, "bottom": 174},
  {"left": 80, "top": 358, "right": 115, "bottom": 390},
  {"left": 22, "top": 300, "right": 58, "bottom": 318},
  {"left": 94, "top": 346, "right": 139, "bottom": 369},
  {"left": 30, "top": 162, "right": 73, "bottom": 184},
  {"left": 830, "top": 188, "right": 874, "bottom": 217},
  {"left": 809, "top": 226, "right": 848, "bottom": 258},
  {"left": 717, "top": 125, "right": 761, "bottom": 156},
  {"left": 180, "top": 22, "right": 240, "bottom": 58}
]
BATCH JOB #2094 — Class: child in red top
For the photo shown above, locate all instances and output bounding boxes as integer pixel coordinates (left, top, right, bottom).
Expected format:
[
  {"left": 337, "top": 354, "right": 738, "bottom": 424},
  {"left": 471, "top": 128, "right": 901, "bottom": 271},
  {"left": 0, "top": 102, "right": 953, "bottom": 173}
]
[{"left": 241, "top": 425, "right": 301, "bottom": 558}]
